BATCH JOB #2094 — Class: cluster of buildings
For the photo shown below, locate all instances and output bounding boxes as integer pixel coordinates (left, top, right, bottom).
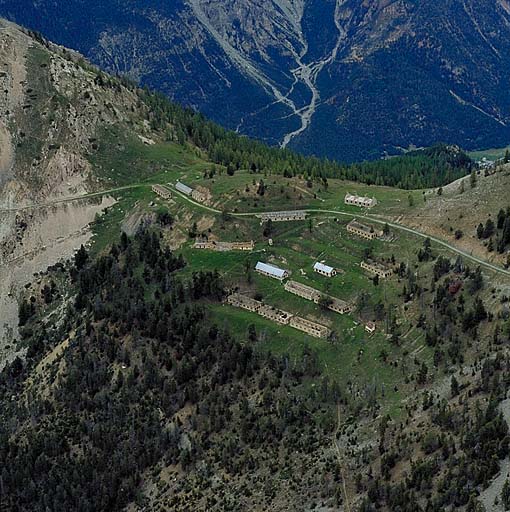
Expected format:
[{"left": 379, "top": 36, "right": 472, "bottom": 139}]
[
  {"left": 152, "top": 184, "right": 172, "bottom": 200},
  {"left": 257, "top": 211, "right": 307, "bottom": 222},
  {"left": 347, "top": 219, "right": 383, "bottom": 241},
  {"left": 194, "top": 240, "right": 255, "bottom": 252},
  {"left": 227, "top": 293, "right": 331, "bottom": 339},
  {"left": 176, "top": 181, "right": 208, "bottom": 203},
  {"left": 284, "top": 280, "right": 352, "bottom": 315},
  {"left": 361, "top": 260, "right": 392, "bottom": 279},
  {"left": 344, "top": 193, "right": 378, "bottom": 209},
  {"left": 255, "top": 260, "right": 339, "bottom": 282}
]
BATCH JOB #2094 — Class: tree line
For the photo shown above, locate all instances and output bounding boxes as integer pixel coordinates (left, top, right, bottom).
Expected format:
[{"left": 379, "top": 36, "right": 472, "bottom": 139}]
[{"left": 141, "top": 89, "right": 472, "bottom": 190}]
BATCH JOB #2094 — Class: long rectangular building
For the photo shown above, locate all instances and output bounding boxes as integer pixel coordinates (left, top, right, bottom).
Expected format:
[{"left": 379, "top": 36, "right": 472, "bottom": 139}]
[
  {"left": 290, "top": 316, "right": 331, "bottom": 339},
  {"left": 226, "top": 293, "right": 292, "bottom": 324},
  {"left": 314, "top": 262, "right": 336, "bottom": 277},
  {"left": 284, "top": 280, "right": 321, "bottom": 302},
  {"left": 227, "top": 293, "right": 261, "bottom": 313},
  {"left": 284, "top": 280, "right": 352, "bottom": 315},
  {"left": 152, "top": 184, "right": 172, "bottom": 200},
  {"left": 255, "top": 262, "right": 289, "bottom": 281},
  {"left": 257, "top": 211, "right": 307, "bottom": 222},
  {"left": 258, "top": 304, "right": 293, "bottom": 325},
  {"left": 345, "top": 193, "right": 378, "bottom": 208},
  {"left": 361, "top": 260, "right": 392, "bottom": 278},
  {"left": 176, "top": 181, "right": 193, "bottom": 196},
  {"left": 194, "top": 240, "right": 254, "bottom": 252},
  {"left": 329, "top": 297, "right": 353, "bottom": 315},
  {"left": 226, "top": 293, "right": 330, "bottom": 339},
  {"left": 347, "top": 219, "right": 382, "bottom": 240}
]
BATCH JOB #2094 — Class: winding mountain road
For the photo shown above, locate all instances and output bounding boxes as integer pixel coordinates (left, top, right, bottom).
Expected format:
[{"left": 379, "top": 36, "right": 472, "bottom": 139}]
[
  {"left": 167, "top": 183, "right": 510, "bottom": 277},
  {"left": 2, "top": 182, "right": 509, "bottom": 278}
]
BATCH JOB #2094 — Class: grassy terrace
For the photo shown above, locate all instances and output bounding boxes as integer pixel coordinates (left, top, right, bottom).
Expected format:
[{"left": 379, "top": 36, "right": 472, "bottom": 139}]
[
  {"left": 175, "top": 211, "right": 439, "bottom": 416},
  {"left": 89, "top": 126, "right": 210, "bottom": 187},
  {"left": 88, "top": 147, "right": 479, "bottom": 416},
  {"left": 468, "top": 145, "right": 510, "bottom": 161},
  {"left": 187, "top": 170, "right": 414, "bottom": 216}
]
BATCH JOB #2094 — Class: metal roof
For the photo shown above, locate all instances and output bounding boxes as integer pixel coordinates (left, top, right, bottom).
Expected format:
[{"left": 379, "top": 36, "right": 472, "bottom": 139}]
[
  {"left": 255, "top": 262, "right": 287, "bottom": 279},
  {"left": 176, "top": 181, "right": 193, "bottom": 195},
  {"left": 314, "top": 262, "right": 335, "bottom": 275}
]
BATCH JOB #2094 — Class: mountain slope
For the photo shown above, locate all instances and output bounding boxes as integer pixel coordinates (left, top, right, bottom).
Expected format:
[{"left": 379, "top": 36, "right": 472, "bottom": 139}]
[
  {"left": 3, "top": 19, "right": 510, "bottom": 512},
  {"left": 0, "top": 19, "right": 473, "bottom": 368},
  {"left": 2, "top": 0, "right": 510, "bottom": 160},
  {"left": 0, "top": 19, "right": 177, "bottom": 366}
]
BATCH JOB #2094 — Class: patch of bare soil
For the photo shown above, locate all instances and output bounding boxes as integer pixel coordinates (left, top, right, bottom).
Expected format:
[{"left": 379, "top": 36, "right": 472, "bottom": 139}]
[
  {"left": 400, "top": 167, "right": 510, "bottom": 265},
  {"left": 0, "top": 196, "right": 115, "bottom": 369}
]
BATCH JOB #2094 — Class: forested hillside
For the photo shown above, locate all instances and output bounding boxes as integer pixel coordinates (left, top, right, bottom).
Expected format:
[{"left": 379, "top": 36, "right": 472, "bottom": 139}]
[
  {"left": 142, "top": 90, "right": 472, "bottom": 189},
  {"left": 0, "top": 231, "right": 338, "bottom": 511}
]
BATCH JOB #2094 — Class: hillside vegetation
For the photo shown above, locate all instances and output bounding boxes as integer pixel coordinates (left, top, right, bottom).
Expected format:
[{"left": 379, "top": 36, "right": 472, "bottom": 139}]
[
  {"left": 2, "top": 19, "right": 510, "bottom": 512},
  {"left": 1, "top": 232, "right": 338, "bottom": 512}
]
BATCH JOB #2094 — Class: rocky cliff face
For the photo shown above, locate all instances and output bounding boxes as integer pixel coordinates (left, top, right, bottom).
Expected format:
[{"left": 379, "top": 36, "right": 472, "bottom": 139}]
[{"left": 2, "top": 0, "right": 510, "bottom": 161}]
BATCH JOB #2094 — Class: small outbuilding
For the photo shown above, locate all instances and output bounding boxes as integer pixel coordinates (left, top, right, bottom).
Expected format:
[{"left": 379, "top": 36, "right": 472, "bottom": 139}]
[
  {"left": 365, "top": 321, "right": 376, "bottom": 335},
  {"left": 313, "top": 262, "right": 337, "bottom": 277}
]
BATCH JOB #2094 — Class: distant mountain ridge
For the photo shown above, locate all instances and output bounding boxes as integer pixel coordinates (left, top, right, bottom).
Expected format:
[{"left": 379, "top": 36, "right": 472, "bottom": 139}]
[{"left": 2, "top": 0, "right": 510, "bottom": 161}]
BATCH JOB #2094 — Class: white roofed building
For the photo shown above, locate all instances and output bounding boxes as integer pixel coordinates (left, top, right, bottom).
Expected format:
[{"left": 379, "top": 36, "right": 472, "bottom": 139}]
[
  {"left": 176, "top": 181, "right": 193, "bottom": 196},
  {"left": 313, "top": 262, "right": 337, "bottom": 277},
  {"left": 255, "top": 262, "right": 289, "bottom": 281}
]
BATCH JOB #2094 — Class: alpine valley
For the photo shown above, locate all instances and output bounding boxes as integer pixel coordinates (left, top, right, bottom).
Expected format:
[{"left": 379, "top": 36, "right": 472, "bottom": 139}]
[
  {"left": 2, "top": 9, "right": 510, "bottom": 512},
  {"left": 2, "top": 0, "right": 510, "bottom": 160}
]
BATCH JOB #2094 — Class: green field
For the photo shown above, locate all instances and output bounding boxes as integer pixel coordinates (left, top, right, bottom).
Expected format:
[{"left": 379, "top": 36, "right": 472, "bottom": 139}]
[
  {"left": 88, "top": 153, "right": 470, "bottom": 417},
  {"left": 173, "top": 210, "right": 439, "bottom": 415},
  {"left": 468, "top": 145, "right": 510, "bottom": 161},
  {"left": 189, "top": 170, "right": 414, "bottom": 217},
  {"left": 89, "top": 126, "right": 210, "bottom": 187}
]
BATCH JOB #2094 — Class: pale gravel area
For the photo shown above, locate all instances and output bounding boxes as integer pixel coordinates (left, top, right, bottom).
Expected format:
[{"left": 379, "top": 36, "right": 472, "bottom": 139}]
[{"left": 0, "top": 196, "right": 115, "bottom": 369}]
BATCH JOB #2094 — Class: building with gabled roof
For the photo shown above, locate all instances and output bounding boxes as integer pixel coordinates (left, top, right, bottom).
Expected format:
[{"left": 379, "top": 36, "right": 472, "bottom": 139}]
[
  {"left": 255, "top": 262, "right": 289, "bottom": 281},
  {"left": 345, "top": 193, "right": 377, "bottom": 208},
  {"left": 176, "top": 181, "right": 193, "bottom": 196},
  {"left": 313, "top": 262, "right": 337, "bottom": 277}
]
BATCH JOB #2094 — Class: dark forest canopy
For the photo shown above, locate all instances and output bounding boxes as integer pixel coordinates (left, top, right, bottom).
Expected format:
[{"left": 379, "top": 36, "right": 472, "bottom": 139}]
[
  {"left": 0, "top": 231, "right": 334, "bottom": 512},
  {"left": 141, "top": 89, "right": 473, "bottom": 190}
]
